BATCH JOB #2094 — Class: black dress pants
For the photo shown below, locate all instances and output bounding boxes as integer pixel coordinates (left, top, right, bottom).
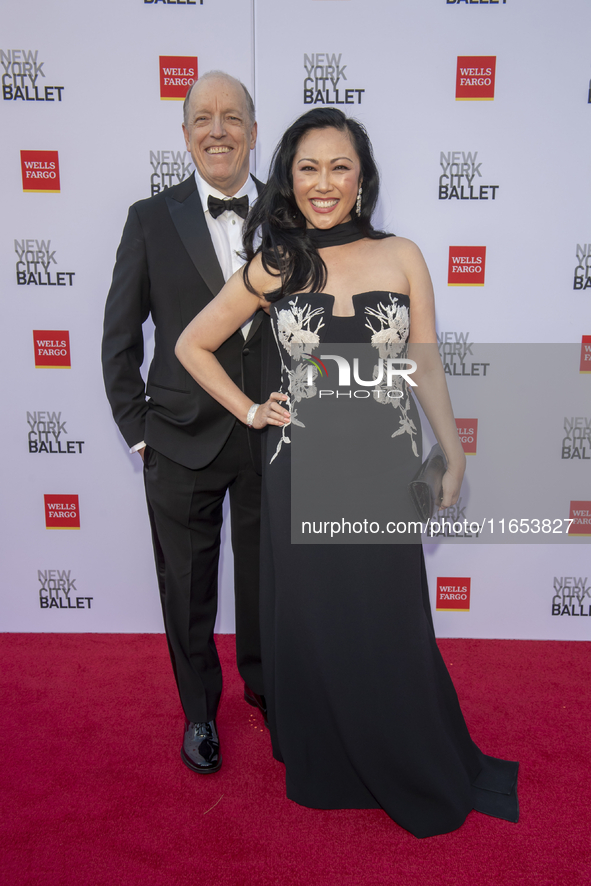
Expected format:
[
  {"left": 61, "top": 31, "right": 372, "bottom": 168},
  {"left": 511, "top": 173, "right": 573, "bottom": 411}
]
[{"left": 143, "top": 422, "right": 263, "bottom": 723}]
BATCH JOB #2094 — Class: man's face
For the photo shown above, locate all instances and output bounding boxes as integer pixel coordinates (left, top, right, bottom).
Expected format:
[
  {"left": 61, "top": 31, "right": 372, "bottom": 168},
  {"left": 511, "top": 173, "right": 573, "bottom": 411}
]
[{"left": 182, "top": 76, "right": 257, "bottom": 196}]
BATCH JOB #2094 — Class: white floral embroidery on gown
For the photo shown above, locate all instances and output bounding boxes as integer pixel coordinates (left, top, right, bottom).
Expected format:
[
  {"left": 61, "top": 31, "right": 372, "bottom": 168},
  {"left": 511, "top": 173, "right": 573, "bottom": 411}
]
[
  {"left": 271, "top": 293, "right": 418, "bottom": 461},
  {"left": 365, "top": 294, "right": 419, "bottom": 457},
  {"left": 270, "top": 298, "right": 325, "bottom": 462}
]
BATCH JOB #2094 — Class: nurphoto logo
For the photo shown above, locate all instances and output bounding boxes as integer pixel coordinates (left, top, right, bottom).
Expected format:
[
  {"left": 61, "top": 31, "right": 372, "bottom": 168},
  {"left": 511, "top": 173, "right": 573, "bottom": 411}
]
[
  {"left": 456, "top": 56, "right": 496, "bottom": 100},
  {"left": 436, "top": 577, "right": 471, "bottom": 611},
  {"left": 303, "top": 354, "right": 329, "bottom": 377},
  {"left": 448, "top": 247, "right": 486, "bottom": 286},
  {"left": 307, "top": 354, "right": 416, "bottom": 399},
  {"left": 20, "top": 150, "right": 60, "bottom": 193},
  {"left": 159, "top": 56, "right": 197, "bottom": 100}
]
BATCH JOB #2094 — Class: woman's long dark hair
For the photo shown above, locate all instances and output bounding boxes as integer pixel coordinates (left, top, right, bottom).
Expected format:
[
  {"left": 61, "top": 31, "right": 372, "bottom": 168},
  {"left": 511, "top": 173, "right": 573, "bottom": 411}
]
[{"left": 243, "top": 108, "right": 389, "bottom": 302}]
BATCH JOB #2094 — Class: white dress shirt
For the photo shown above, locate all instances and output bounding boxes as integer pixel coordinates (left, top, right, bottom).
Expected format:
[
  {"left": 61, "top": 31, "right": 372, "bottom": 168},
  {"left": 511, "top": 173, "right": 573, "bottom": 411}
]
[
  {"left": 194, "top": 169, "right": 258, "bottom": 287},
  {"left": 131, "top": 170, "right": 257, "bottom": 454}
]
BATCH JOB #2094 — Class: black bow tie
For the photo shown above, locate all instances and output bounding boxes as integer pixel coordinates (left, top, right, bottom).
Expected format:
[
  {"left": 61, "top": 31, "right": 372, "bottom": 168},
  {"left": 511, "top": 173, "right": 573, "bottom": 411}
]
[{"left": 207, "top": 194, "right": 249, "bottom": 220}]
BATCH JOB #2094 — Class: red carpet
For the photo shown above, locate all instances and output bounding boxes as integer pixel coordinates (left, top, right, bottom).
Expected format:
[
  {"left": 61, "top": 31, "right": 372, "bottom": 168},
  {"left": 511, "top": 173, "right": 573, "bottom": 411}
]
[{"left": 1, "top": 634, "right": 589, "bottom": 886}]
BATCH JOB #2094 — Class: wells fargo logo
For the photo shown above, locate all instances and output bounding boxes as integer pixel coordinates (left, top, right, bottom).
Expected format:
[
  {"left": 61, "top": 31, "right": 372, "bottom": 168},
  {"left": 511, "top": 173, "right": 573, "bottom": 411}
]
[
  {"left": 436, "top": 577, "right": 471, "bottom": 612},
  {"left": 456, "top": 56, "right": 496, "bottom": 100},
  {"left": 456, "top": 419, "right": 478, "bottom": 454},
  {"left": 581, "top": 335, "right": 591, "bottom": 373},
  {"left": 44, "top": 495, "right": 80, "bottom": 530},
  {"left": 33, "top": 330, "right": 70, "bottom": 368},
  {"left": 568, "top": 502, "right": 591, "bottom": 536},
  {"left": 159, "top": 56, "right": 197, "bottom": 100},
  {"left": 20, "top": 150, "right": 60, "bottom": 192},
  {"left": 448, "top": 246, "right": 486, "bottom": 286}
]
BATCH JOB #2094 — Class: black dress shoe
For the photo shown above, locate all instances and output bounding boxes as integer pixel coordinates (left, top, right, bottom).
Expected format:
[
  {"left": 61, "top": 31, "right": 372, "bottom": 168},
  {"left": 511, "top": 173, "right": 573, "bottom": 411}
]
[
  {"left": 244, "top": 685, "right": 268, "bottom": 726},
  {"left": 181, "top": 720, "right": 222, "bottom": 773}
]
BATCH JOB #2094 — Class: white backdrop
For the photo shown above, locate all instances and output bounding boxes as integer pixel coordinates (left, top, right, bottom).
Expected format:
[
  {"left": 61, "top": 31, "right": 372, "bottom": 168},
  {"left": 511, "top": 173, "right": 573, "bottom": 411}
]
[{"left": 1, "top": 0, "right": 589, "bottom": 640}]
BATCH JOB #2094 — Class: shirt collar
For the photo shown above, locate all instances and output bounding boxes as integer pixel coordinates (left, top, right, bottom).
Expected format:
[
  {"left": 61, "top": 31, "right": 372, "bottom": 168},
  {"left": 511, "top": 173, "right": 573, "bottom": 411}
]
[{"left": 194, "top": 170, "right": 258, "bottom": 217}]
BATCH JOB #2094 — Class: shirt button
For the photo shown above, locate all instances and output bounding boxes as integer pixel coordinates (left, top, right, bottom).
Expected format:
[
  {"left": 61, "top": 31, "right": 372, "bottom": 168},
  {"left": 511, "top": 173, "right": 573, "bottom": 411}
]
[{"left": 232, "top": 219, "right": 236, "bottom": 225}]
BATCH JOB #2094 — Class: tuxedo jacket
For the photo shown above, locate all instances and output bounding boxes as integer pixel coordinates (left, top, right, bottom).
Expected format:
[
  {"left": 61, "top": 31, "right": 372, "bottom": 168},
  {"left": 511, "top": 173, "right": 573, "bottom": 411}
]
[{"left": 102, "top": 174, "right": 267, "bottom": 472}]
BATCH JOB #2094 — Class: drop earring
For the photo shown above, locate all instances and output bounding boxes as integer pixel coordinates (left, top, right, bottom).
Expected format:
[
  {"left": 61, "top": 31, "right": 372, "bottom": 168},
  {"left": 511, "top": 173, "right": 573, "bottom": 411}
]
[{"left": 355, "top": 184, "right": 363, "bottom": 216}]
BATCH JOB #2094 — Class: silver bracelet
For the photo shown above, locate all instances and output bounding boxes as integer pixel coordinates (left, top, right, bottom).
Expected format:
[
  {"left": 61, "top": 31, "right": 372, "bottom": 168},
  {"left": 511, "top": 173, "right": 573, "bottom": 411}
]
[{"left": 246, "top": 403, "right": 260, "bottom": 428}]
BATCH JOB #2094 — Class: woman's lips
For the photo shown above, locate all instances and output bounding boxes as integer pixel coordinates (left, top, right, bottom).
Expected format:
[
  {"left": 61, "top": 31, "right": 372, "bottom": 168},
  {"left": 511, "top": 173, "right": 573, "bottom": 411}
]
[{"left": 309, "top": 198, "right": 339, "bottom": 214}]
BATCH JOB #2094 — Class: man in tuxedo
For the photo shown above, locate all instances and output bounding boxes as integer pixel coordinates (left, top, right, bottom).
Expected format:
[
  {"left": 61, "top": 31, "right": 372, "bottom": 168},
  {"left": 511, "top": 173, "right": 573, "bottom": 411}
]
[{"left": 102, "top": 71, "right": 266, "bottom": 774}]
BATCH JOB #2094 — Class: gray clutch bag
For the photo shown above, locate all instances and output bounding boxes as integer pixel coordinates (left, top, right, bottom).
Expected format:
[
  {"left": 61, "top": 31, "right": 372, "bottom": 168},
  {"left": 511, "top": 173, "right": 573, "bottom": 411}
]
[{"left": 409, "top": 444, "right": 448, "bottom": 522}]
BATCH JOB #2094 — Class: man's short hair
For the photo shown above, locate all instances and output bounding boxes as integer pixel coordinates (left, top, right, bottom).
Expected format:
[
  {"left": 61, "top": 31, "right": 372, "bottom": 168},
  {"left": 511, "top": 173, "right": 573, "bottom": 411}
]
[{"left": 183, "top": 71, "right": 256, "bottom": 128}]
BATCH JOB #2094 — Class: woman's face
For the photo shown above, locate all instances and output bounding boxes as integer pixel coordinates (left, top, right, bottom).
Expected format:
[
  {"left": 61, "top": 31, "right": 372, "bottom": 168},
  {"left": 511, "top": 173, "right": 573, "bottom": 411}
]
[{"left": 292, "top": 127, "right": 361, "bottom": 229}]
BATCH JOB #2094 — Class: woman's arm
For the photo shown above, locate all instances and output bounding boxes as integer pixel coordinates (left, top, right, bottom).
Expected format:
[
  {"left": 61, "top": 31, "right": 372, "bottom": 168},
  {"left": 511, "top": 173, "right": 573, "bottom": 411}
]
[
  {"left": 398, "top": 239, "right": 466, "bottom": 508},
  {"left": 175, "top": 260, "right": 290, "bottom": 429}
]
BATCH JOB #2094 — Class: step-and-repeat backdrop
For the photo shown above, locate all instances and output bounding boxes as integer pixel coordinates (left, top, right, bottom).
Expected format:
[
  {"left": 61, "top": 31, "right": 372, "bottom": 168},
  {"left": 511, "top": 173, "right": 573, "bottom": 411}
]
[{"left": 1, "top": 0, "right": 589, "bottom": 640}]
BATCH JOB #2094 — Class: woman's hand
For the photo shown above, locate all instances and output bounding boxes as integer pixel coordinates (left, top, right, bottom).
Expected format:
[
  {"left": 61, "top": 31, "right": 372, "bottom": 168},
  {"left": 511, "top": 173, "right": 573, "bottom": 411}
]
[
  {"left": 251, "top": 393, "right": 290, "bottom": 429},
  {"left": 439, "top": 464, "right": 465, "bottom": 511}
]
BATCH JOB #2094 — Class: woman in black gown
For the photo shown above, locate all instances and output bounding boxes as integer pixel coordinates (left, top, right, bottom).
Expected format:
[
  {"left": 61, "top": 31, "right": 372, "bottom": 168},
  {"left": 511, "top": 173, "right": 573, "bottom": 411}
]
[{"left": 176, "top": 108, "right": 519, "bottom": 838}]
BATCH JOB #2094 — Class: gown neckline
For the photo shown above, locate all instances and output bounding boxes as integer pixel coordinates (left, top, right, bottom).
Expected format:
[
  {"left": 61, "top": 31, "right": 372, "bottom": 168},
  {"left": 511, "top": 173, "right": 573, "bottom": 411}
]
[{"left": 274, "top": 290, "right": 410, "bottom": 319}]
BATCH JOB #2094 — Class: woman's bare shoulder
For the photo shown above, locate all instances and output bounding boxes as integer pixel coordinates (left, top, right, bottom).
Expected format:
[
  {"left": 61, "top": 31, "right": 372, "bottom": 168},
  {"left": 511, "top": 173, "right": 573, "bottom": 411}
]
[
  {"left": 374, "top": 234, "right": 424, "bottom": 259},
  {"left": 374, "top": 237, "right": 431, "bottom": 294},
  {"left": 243, "top": 252, "right": 282, "bottom": 300},
  {"left": 375, "top": 235, "right": 429, "bottom": 277}
]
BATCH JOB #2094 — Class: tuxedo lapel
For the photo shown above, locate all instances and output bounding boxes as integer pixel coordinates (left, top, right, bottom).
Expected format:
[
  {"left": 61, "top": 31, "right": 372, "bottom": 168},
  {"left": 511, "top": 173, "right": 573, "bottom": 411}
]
[
  {"left": 244, "top": 175, "right": 267, "bottom": 343},
  {"left": 165, "top": 181, "right": 225, "bottom": 298},
  {"left": 245, "top": 310, "right": 265, "bottom": 343},
  {"left": 166, "top": 173, "right": 265, "bottom": 300}
]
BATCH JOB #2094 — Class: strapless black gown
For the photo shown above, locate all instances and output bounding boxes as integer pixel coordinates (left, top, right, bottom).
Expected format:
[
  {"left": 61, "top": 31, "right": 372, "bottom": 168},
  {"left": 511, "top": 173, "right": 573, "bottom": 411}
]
[{"left": 259, "top": 231, "right": 518, "bottom": 839}]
